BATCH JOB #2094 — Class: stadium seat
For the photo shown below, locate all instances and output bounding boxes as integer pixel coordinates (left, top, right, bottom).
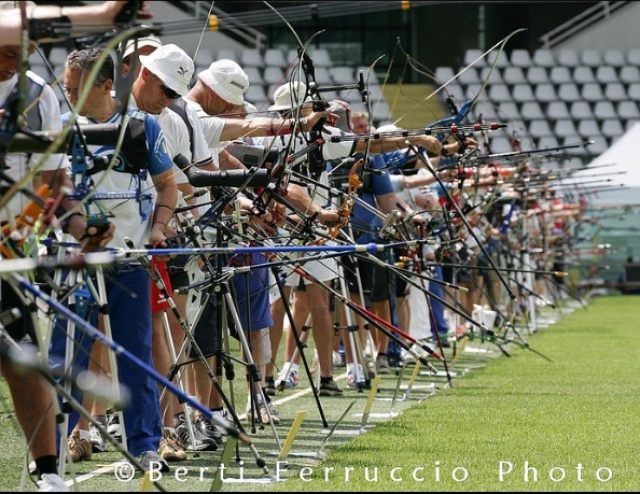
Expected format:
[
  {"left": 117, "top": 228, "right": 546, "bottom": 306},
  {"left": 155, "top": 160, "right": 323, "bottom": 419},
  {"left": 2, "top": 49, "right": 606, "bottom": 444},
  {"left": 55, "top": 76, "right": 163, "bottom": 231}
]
[
  {"left": 569, "top": 101, "right": 594, "bottom": 120},
  {"left": 535, "top": 83, "right": 558, "bottom": 104},
  {"left": 557, "top": 49, "right": 580, "bottom": 68},
  {"left": 532, "top": 48, "right": 555, "bottom": 68},
  {"left": 527, "top": 119, "right": 553, "bottom": 138},
  {"left": 511, "top": 83, "right": 536, "bottom": 103},
  {"left": 537, "top": 135, "right": 560, "bottom": 150},
  {"left": 549, "top": 66, "right": 572, "bottom": 85},
  {"left": 487, "top": 84, "right": 512, "bottom": 102},
  {"left": 488, "top": 135, "right": 513, "bottom": 153},
  {"left": 48, "top": 47, "right": 68, "bottom": 66},
  {"left": 617, "top": 100, "right": 640, "bottom": 120},
  {"left": 331, "top": 66, "right": 356, "bottom": 85},
  {"left": 464, "top": 48, "right": 487, "bottom": 68},
  {"left": 241, "top": 48, "right": 264, "bottom": 69},
  {"left": 577, "top": 119, "right": 600, "bottom": 137},
  {"left": 434, "top": 66, "right": 456, "bottom": 84},
  {"left": 628, "top": 82, "right": 640, "bottom": 100},
  {"left": 525, "top": 66, "right": 548, "bottom": 85},
  {"left": 620, "top": 66, "right": 640, "bottom": 85},
  {"left": 481, "top": 66, "right": 503, "bottom": 85},
  {"left": 557, "top": 83, "right": 582, "bottom": 102},
  {"left": 458, "top": 67, "right": 481, "bottom": 85},
  {"left": 217, "top": 48, "right": 239, "bottom": 62},
  {"left": 520, "top": 101, "right": 545, "bottom": 121},
  {"left": 263, "top": 66, "right": 285, "bottom": 86},
  {"left": 502, "top": 67, "right": 526, "bottom": 86},
  {"left": 572, "top": 66, "right": 596, "bottom": 85},
  {"left": 546, "top": 101, "right": 570, "bottom": 120},
  {"left": 264, "top": 48, "right": 287, "bottom": 69},
  {"left": 580, "top": 49, "right": 602, "bottom": 67},
  {"left": 600, "top": 118, "right": 624, "bottom": 139},
  {"left": 554, "top": 119, "right": 578, "bottom": 138},
  {"left": 472, "top": 101, "right": 499, "bottom": 122},
  {"left": 308, "top": 48, "right": 333, "bottom": 67},
  {"left": 243, "top": 66, "right": 264, "bottom": 86},
  {"left": 581, "top": 83, "right": 604, "bottom": 103},
  {"left": 603, "top": 48, "right": 625, "bottom": 67},
  {"left": 627, "top": 48, "right": 640, "bottom": 65},
  {"left": 593, "top": 101, "right": 617, "bottom": 121},
  {"left": 509, "top": 49, "right": 532, "bottom": 68},
  {"left": 498, "top": 101, "right": 520, "bottom": 120},
  {"left": 595, "top": 66, "right": 619, "bottom": 85},
  {"left": 244, "top": 85, "right": 267, "bottom": 105},
  {"left": 487, "top": 51, "right": 509, "bottom": 69},
  {"left": 604, "top": 82, "right": 627, "bottom": 103}
]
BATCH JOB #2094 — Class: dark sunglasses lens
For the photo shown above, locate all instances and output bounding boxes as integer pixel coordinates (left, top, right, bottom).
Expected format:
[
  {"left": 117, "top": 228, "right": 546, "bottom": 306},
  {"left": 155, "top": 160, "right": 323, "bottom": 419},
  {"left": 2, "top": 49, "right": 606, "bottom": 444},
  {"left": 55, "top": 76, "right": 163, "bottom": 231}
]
[{"left": 161, "top": 84, "right": 180, "bottom": 99}]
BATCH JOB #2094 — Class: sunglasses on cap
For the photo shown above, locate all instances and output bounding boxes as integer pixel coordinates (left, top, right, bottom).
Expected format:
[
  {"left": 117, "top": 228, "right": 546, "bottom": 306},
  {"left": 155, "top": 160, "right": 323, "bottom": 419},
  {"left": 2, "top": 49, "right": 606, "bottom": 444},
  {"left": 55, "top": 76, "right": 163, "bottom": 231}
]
[{"left": 160, "top": 83, "right": 181, "bottom": 100}]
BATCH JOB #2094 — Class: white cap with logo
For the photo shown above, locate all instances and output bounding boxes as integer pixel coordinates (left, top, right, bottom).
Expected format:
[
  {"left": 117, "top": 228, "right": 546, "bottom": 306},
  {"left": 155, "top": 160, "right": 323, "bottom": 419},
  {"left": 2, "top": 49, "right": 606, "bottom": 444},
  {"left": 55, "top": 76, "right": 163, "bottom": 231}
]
[
  {"left": 139, "top": 43, "right": 194, "bottom": 97},
  {"left": 268, "top": 81, "right": 311, "bottom": 111},
  {"left": 198, "top": 59, "right": 249, "bottom": 106}
]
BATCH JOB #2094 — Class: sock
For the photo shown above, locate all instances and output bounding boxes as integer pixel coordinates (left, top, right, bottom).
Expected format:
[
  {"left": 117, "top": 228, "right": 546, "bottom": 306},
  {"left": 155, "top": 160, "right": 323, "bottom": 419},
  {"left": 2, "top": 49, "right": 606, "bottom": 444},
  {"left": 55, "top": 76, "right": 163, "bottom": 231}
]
[
  {"left": 290, "top": 363, "right": 299, "bottom": 374},
  {"left": 377, "top": 352, "right": 387, "bottom": 358},
  {"left": 262, "top": 390, "right": 272, "bottom": 404},
  {"left": 164, "top": 426, "right": 176, "bottom": 434},
  {"left": 78, "top": 429, "right": 91, "bottom": 442},
  {"left": 35, "top": 455, "right": 57, "bottom": 478},
  {"left": 210, "top": 407, "right": 223, "bottom": 413},
  {"left": 265, "top": 375, "right": 275, "bottom": 384},
  {"left": 320, "top": 376, "right": 333, "bottom": 384}
]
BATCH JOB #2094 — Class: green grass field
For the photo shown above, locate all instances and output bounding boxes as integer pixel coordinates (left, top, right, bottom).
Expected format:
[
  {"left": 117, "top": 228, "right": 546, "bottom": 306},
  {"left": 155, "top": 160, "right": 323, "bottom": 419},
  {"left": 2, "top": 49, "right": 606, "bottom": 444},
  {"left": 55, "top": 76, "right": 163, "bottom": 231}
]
[{"left": 1, "top": 295, "right": 638, "bottom": 491}]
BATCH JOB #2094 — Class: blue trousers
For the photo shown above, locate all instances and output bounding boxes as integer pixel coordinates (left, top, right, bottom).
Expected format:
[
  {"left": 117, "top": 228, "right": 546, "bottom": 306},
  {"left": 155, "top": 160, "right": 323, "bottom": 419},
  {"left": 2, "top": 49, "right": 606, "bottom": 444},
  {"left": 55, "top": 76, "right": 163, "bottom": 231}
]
[
  {"left": 428, "top": 265, "right": 449, "bottom": 337},
  {"left": 50, "top": 265, "right": 162, "bottom": 456}
]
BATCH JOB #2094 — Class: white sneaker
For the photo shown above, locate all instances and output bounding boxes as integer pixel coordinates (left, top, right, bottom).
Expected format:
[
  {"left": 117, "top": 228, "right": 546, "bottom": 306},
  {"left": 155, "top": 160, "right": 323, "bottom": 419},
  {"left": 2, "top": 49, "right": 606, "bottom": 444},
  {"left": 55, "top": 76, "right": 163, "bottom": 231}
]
[
  {"left": 332, "top": 351, "right": 345, "bottom": 367},
  {"left": 275, "top": 365, "right": 299, "bottom": 389},
  {"left": 401, "top": 348, "right": 416, "bottom": 365},
  {"left": 346, "top": 363, "right": 365, "bottom": 388},
  {"left": 37, "top": 473, "right": 69, "bottom": 492}
]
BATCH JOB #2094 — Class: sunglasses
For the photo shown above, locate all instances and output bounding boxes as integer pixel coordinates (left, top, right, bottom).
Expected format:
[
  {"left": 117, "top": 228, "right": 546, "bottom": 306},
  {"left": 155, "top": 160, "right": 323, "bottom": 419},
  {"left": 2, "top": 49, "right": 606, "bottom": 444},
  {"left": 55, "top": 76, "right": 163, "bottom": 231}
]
[{"left": 160, "top": 83, "right": 181, "bottom": 100}]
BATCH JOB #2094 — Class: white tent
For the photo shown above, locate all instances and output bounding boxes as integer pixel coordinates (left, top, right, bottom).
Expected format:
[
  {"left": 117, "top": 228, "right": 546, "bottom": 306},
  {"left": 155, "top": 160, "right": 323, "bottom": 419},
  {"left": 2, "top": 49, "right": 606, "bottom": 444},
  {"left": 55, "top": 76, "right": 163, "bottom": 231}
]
[{"left": 570, "top": 122, "right": 640, "bottom": 206}]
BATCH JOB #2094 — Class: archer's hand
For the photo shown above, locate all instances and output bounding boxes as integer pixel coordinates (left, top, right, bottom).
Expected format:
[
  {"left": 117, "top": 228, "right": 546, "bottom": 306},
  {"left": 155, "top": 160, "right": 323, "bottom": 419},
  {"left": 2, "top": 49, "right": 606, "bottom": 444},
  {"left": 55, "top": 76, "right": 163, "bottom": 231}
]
[
  {"left": 68, "top": 216, "right": 115, "bottom": 253},
  {"left": 414, "top": 136, "right": 443, "bottom": 155},
  {"left": 103, "top": 1, "right": 153, "bottom": 23},
  {"left": 316, "top": 208, "right": 347, "bottom": 227}
]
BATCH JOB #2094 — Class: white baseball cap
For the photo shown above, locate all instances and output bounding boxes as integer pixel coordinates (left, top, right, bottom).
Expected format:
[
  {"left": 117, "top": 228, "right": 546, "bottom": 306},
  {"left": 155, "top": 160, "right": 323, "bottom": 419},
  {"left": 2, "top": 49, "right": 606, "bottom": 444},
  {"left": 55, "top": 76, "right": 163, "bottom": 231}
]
[
  {"left": 122, "top": 33, "right": 162, "bottom": 60},
  {"left": 268, "top": 81, "right": 311, "bottom": 111},
  {"left": 198, "top": 59, "right": 249, "bottom": 106},
  {"left": 139, "top": 43, "right": 194, "bottom": 97}
]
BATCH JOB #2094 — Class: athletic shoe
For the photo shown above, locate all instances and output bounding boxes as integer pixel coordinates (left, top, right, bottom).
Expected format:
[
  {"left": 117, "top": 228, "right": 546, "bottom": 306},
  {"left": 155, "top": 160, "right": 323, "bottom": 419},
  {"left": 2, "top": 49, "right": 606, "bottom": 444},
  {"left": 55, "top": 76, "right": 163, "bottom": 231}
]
[
  {"left": 375, "top": 354, "right": 391, "bottom": 375},
  {"left": 175, "top": 414, "right": 218, "bottom": 452},
  {"left": 211, "top": 409, "right": 234, "bottom": 436},
  {"left": 67, "top": 430, "right": 92, "bottom": 462},
  {"left": 332, "top": 351, "right": 346, "bottom": 368},
  {"left": 139, "top": 451, "right": 170, "bottom": 473},
  {"left": 400, "top": 349, "right": 416, "bottom": 366},
  {"left": 319, "top": 379, "right": 343, "bottom": 397},
  {"left": 37, "top": 473, "right": 69, "bottom": 492},
  {"left": 194, "top": 416, "right": 223, "bottom": 445},
  {"left": 89, "top": 423, "right": 108, "bottom": 453},
  {"left": 275, "top": 366, "right": 298, "bottom": 389},
  {"left": 107, "top": 412, "right": 122, "bottom": 442},
  {"left": 159, "top": 430, "right": 187, "bottom": 462},
  {"left": 346, "top": 364, "right": 365, "bottom": 389}
]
